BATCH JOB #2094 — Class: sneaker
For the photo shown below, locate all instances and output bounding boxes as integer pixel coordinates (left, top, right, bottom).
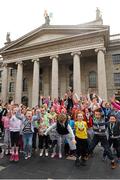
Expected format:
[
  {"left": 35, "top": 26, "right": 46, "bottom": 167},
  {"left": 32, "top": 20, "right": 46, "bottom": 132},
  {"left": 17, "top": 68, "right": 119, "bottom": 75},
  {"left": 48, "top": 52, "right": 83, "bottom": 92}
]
[
  {"left": 25, "top": 156, "right": 28, "bottom": 160},
  {"left": 45, "top": 149, "right": 48, "bottom": 157},
  {"left": 51, "top": 152, "right": 56, "bottom": 158},
  {"left": 0, "top": 149, "right": 4, "bottom": 159},
  {"left": 28, "top": 153, "right": 31, "bottom": 158},
  {"left": 84, "top": 155, "right": 89, "bottom": 161},
  {"left": 39, "top": 149, "right": 44, "bottom": 157},
  {"left": 10, "top": 149, "right": 12, "bottom": 154},
  {"left": 5, "top": 149, "right": 9, "bottom": 155},
  {"left": 10, "top": 154, "right": 14, "bottom": 161},
  {"left": 75, "top": 158, "right": 80, "bottom": 167},
  {"left": 111, "top": 161, "right": 117, "bottom": 169},
  {"left": 59, "top": 153, "right": 62, "bottom": 159},
  {"left": 66, "top": 155, "right": 76, "bottom": 160},
  {"left": 14, "top": 154, "right": 19, "bottom": 162}
]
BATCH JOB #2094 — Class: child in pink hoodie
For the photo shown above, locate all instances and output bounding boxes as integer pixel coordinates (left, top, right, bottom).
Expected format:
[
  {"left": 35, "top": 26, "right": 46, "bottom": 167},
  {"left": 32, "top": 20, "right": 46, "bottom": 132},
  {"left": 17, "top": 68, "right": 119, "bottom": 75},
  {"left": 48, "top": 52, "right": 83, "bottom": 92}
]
[{"left": 2, "top": 111, "right": 11, "bottom": 155}]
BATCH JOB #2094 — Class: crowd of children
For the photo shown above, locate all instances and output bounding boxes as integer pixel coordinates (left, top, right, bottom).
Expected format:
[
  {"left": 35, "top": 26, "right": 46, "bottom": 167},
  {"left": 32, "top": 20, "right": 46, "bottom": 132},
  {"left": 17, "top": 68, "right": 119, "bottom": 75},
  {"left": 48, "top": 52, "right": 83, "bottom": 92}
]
[{"left": 0, "top": 90, "right": 120, "bottom": 169}]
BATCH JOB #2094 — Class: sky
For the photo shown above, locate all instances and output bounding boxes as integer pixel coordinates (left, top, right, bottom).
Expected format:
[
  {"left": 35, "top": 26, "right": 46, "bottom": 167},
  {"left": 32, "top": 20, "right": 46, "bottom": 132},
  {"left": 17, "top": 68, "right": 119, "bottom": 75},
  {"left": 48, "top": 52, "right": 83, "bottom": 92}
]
[{"left": 0, "top": 0, "right": 120, "bottom": 48}]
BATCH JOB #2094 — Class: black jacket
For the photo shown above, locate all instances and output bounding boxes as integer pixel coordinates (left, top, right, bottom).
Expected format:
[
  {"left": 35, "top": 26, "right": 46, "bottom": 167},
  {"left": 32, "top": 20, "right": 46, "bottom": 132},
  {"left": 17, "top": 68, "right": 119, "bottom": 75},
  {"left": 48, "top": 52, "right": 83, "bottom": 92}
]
[{"left": 107, "top": 121, "right": 120, "bottom": 138}]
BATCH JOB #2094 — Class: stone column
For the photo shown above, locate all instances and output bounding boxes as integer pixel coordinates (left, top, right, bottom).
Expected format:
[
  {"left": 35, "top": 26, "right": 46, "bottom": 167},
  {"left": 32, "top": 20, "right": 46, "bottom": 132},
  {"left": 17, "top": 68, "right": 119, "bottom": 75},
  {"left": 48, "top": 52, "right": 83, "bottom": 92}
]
[
  {"left": 32, "top": 59, "right": 40, "bottom": 107},
  {"left": 15, "top": 61, "right": 23, "bottom": 104},
  {"left": 71, "top": 51, "right": 82, "bottom": 97},
  {"left": 50, "top": 55, "right": 58, "bottom": 100},
  {"left": 2, "top": 63, "right": 8, "bottom": 103},
  {"left": 95, "top": 48, "right": 107, "bottom": 100}
]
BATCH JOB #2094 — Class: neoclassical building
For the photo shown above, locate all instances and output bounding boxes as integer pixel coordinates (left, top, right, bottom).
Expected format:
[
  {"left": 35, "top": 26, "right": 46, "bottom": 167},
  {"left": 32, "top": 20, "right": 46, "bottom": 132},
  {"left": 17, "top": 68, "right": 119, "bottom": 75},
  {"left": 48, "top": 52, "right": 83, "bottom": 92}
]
[{"left": 0, "top": 11, "right": 120, "bottom": 107}]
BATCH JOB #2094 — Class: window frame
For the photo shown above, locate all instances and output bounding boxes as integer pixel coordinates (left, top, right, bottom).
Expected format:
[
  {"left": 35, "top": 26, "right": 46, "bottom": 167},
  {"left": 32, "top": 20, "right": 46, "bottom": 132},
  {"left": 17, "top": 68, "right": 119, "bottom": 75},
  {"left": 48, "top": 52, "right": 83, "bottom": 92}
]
[
  {"left": 9, "top": 82, "right": 15, "bottom": 92},
  {"left": 89, "top": 71, "right": 97, "bottom": 88},
  {"left": 114, "top": 73, "right": 120, "bottom": 86},
  {"left": 23, "top": 78, "right": 28, "bottom": 92},
  {"left": 112, "top": 54, "right": 120, "bottom": 64}
]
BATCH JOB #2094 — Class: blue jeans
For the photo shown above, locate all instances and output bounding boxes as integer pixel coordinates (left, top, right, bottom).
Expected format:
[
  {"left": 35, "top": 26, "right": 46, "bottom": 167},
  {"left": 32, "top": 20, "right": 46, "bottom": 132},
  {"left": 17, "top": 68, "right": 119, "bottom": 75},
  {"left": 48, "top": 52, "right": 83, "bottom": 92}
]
[{"left": 23, "top": 133, "right": 33, "bottom": 156}]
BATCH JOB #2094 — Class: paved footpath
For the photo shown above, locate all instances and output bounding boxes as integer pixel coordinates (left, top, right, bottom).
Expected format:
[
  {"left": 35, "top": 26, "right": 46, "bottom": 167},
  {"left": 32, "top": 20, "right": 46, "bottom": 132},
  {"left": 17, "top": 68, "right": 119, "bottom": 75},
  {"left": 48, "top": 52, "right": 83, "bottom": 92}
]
[{"left": 0, "top": 144, "right": 120, "bottom": 179}]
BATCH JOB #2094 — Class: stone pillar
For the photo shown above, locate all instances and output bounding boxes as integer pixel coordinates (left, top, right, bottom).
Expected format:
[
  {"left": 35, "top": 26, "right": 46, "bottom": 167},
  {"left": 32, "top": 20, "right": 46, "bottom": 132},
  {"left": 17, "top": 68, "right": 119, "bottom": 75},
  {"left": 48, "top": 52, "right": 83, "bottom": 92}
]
[
  {"left": 95, "top": 48, "right": 107, "bottom": 100},
  {"left": 2, "top": 63, "right": 8, "bottom": 103},
  {"left": 50, "top": 55, "right": 58, "bottom": 100},
  {"left": 32, "top": 59, "right": 40, "bottom": 107},
  {"left": 71, "top": 51, "right": 82, "bottom": 97},
  {"left": 15, "top": 61, "right": 23, "bottom": 104}
]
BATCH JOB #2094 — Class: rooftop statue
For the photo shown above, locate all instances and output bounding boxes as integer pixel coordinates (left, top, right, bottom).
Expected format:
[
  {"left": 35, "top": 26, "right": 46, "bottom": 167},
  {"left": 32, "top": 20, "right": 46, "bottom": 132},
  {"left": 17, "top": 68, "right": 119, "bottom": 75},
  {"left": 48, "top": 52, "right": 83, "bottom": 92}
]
[
  {"left": 44, "top": 10, "right": 50, "bottom": 26},
  {"left": 96, "top": 7, "right": 102, "bottom": 20},
  {"left": 6, "top": 32, "right": 11, "bottom": 43}
]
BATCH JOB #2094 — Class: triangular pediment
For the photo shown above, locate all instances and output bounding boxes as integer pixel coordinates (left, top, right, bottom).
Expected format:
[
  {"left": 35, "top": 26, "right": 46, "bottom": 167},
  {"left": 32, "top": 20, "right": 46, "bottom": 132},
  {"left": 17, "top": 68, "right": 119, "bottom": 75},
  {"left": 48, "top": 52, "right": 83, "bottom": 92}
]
[{"left": 0, "top": 19, "right": 109, "bottom": 53}]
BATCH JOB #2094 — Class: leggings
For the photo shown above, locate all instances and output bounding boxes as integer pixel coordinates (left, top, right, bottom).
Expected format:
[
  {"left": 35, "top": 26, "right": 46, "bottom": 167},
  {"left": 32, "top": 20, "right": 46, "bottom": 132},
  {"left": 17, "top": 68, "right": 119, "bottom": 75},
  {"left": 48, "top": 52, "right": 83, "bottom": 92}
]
[
  {"left": 75, "top": 136, "right": 88, "bottom": 158},
  {"left": 38, "top": 135, "right": 49, "bottom": 149},
  {"left": 10, "top": 131, "right": 20, "bottom": 147}
]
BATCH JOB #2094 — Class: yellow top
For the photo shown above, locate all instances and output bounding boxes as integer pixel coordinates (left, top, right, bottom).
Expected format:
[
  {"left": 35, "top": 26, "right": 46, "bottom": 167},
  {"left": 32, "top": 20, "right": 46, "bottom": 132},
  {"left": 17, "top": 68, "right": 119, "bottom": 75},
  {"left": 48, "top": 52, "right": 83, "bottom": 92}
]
[{"left": 75, "top": 120, "right": 88, "bottom": 139}]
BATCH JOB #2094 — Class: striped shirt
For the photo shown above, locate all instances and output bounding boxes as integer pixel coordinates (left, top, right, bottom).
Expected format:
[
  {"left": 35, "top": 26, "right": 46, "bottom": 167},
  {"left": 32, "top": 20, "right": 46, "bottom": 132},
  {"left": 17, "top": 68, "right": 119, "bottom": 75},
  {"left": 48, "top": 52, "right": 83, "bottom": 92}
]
[
  {"left": 23, "top": 121, "right": 32, "bottom": 134},
  {"left": 93, "top": 118, "right": 106, "bottom": 136}
]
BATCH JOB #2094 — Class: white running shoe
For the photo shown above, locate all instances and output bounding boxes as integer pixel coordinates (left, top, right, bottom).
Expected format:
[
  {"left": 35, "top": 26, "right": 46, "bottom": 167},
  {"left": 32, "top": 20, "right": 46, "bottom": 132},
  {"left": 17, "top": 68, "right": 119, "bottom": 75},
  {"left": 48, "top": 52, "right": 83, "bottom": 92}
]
[
  {"left": 28, "top": 153, "right": 31, "bottom": 158},
  {"left": 51, "top": 152, "right": 56, "bottom": 158},
  {"left": 39, "top": 149, "right": 44, "bottom": 157},
  {"left": 5, "top": 149, "right": 9, "bottom": 155},
  {"left": 25, "top": 156, "right": 28, "bottom": 160},
  {"left": 59, "top": 153, "right": 62, "bottom": 159},
  {"left": 45, "top": 149, "right": 48, "bottom": 157}
]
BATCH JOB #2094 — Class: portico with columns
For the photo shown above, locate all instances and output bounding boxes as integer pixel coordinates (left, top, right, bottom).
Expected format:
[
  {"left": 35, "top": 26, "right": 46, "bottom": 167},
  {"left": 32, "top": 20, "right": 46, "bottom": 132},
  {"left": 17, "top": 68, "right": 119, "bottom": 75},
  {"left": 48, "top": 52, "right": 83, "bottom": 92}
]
[{"left": 0, "top": 17, "right": 109, "bottom": 107}]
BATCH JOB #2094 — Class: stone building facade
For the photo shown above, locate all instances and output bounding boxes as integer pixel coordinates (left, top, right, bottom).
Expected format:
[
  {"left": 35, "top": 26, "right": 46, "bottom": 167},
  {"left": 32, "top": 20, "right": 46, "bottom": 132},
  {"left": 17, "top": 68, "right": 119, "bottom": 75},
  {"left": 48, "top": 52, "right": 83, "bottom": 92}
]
[{"left": 0, "top": 15, "right": 120, "bottom": 107}]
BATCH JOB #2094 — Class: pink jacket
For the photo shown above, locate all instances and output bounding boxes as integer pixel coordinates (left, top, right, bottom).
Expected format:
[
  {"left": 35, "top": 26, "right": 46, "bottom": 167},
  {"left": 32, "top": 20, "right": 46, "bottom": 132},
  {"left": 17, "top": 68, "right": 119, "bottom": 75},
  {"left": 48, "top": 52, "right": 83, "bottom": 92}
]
[
  {"left": 111, "top": 101, "right": 120, "bottom": 110},
  {"left": 2, "top": 116, "right": 10, "bottom": 129}
]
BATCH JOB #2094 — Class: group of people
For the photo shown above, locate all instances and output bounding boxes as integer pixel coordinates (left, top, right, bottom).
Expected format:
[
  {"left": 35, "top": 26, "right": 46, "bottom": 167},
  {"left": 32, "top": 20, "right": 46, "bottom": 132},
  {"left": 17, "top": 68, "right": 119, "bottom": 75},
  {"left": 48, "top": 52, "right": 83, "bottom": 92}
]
[{"left": 0, "top": 89, "right": 120, "bottom": 169}]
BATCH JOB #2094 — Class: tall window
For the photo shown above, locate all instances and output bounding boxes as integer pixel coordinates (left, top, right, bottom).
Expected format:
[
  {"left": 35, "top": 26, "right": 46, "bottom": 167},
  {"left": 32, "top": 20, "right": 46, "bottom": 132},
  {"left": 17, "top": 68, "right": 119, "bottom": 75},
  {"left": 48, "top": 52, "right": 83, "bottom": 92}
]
[
  {"left": 112, "top": 54, "right": 120, "bottom": 64},
  {"left": 9, "top": 82, "right": 15, "bottom": 92},
  {"left": 69, "top": 73, "right": 73, "bottom": 88},
  {"left": 8, "top": 97, "right": 13, "bottom": 104},
  {"left": 10, "top": 68, "right": 16, "bottom": 77},
  {"left": 0, "top": 71, "right": 2, "bottom": 78},
  {"left": 39, "top": 75, "right": 43, "bottom": 91},
  {"left": 89, "top": 71, "right": 97, "bottom": 88},
  {"left": 23, "top": 78, "right": 27, "bottom": 92},
  {"left": 0, "top": 83, "right": 2, "bottom": 93},
  {"left": 22, "top": 96, "right": 28, "bottom": 106},
  {"left": 114, "top": 73, "right": 120, "bottom": 86}
]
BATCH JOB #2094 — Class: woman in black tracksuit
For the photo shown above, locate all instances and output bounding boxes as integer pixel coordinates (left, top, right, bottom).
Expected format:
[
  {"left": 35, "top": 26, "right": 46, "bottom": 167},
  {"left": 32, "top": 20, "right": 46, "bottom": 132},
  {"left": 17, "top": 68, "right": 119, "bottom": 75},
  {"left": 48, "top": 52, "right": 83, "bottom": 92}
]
[{"left": 103, "top": 115, "right": 120, "bottom": 160}]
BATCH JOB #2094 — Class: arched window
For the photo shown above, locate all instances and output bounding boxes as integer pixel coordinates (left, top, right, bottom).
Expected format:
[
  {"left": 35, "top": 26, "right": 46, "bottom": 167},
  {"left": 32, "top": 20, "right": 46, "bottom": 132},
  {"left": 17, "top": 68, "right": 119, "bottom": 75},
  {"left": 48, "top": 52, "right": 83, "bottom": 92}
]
[
  {"left": 89, "top": 71, "right": 97, "bottom": 88},
  {"left": 69, "top": 73, "right": 73, "bottom": 89},
  {"left": 23, "top": 78, "right": 27, "bottom": 92}
]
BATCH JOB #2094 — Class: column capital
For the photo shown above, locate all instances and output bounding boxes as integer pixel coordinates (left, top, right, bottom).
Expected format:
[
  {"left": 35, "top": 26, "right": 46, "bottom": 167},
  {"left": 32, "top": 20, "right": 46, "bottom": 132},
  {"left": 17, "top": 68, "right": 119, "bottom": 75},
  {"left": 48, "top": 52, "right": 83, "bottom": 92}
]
[
  {"left": 50, "top": 55, "right": 59, "bottom": 60},
  {"left": 71, "top": 51, "right": 81, "bottom": 57},
  {"left": 2, "top": 62, "right": 7, "bottom": 67},
  {"left": 32, "top": 58, "right": 40, "bottom": 63},
  {"left": 16, "top": 60, "right": 23, "bottom": 65},
  {"left": 95, "top": 47, "right": 106, "bottom": 54}
]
